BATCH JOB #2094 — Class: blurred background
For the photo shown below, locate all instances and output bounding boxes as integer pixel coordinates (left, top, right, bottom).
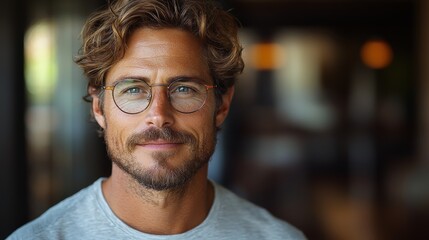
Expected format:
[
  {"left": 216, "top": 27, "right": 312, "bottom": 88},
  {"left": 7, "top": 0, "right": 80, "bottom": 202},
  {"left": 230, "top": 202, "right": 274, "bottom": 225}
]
[{"left": 1, "top": 0, "right": 429, "bottom": 239}]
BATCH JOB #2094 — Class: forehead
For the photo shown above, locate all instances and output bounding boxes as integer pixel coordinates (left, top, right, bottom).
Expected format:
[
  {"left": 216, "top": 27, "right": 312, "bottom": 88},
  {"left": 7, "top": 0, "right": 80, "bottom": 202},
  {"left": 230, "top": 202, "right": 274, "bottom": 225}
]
[{"left": 106, "top": 28, "right": 210, "bottom": 85}]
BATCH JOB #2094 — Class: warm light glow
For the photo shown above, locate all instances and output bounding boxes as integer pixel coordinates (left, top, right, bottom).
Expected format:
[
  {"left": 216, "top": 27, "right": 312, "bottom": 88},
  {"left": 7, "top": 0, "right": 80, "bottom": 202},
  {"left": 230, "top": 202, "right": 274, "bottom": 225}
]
[
  {"left": 360, "top": 39, "right": 393, "bottom": 69},
  {"left": 251, "top": 43, "right": 282, "bottom": 70}
]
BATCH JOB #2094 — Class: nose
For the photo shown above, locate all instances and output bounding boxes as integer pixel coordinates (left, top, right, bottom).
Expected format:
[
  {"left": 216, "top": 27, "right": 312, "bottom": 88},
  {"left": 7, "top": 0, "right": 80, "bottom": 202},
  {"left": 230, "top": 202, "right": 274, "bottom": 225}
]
[{"left": 143, "top": 87, "right": 174, "bottom": 128}]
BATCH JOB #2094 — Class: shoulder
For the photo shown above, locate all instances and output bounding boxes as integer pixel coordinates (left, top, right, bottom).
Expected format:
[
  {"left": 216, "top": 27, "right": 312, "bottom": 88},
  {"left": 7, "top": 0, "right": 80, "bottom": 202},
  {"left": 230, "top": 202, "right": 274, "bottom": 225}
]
[
  {"left": 7, "top": 179, "right": 103, "bottom": 240},
  {"left": 212, "top": 182, "right": 306, "bottom": 240}
]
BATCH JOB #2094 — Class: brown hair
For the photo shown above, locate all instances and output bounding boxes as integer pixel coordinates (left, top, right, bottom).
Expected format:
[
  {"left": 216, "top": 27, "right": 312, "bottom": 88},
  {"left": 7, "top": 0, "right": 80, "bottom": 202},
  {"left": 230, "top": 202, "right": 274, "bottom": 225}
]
[{"left": 75, "top": 0, "right": 244, "bottom": 105}]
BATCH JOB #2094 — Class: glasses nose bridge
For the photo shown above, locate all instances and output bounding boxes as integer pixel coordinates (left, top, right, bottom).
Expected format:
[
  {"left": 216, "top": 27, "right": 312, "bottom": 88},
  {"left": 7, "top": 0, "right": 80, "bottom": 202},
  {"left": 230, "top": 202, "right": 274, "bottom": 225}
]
[
  {"left": 148, "top": 83, "right": 171, "bottom": 103},
  {"left": 149, "top": 83, "right": 170, "bottom": 92}
]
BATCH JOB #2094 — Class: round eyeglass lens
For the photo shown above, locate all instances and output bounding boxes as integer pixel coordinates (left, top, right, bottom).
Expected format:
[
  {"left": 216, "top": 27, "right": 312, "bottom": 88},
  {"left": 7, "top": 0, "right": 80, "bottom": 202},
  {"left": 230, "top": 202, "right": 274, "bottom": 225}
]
[
  {"left": 113, "top": 79, "right": 151, "bottom": 114},
  {"left": 168, "top": 81, "right": 208, "bottom": 113}
]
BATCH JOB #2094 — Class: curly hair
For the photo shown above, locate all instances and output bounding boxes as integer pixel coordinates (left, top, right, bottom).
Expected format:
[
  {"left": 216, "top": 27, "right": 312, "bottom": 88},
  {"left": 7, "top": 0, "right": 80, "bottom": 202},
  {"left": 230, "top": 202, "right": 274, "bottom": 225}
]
[{"left": 75, "top": 0, "right": 244, "bottom": 106}]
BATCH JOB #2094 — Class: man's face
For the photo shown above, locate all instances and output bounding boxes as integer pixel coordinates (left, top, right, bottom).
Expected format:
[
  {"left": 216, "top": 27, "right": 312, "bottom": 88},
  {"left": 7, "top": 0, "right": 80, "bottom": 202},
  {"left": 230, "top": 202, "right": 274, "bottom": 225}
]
[{"left": 92, "top": 28, "right": 233, "bottom": 191}]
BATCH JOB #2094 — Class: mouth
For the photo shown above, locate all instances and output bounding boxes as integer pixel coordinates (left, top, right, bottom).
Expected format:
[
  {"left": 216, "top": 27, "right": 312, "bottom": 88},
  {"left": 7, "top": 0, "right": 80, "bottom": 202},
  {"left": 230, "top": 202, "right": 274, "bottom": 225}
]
[
  {"left": 127, "top": 127, "right": 194, "bottom": 153},
  {"left": 137, "top": 141, "right": 183, "bottom": 150}
]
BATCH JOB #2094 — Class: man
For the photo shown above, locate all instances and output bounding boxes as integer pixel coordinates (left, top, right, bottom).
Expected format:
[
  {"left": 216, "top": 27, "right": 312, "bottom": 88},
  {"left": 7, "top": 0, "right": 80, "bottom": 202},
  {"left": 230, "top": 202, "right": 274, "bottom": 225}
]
[{"left": 8, "top": 0, "right": 306, "bottom": 239}]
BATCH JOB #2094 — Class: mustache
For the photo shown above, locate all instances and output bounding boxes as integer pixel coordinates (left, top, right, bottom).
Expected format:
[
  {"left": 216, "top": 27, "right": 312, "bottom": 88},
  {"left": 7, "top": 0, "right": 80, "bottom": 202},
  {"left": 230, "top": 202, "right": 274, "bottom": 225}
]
[{"left": 127, "top": 127, "right": 196, "bottom": 150}]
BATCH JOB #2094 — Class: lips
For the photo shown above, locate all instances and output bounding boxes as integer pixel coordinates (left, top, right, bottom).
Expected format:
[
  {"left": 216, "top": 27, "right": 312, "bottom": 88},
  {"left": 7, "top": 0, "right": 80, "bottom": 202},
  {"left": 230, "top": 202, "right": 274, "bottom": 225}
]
[
  {"left": 144, "top": 139, "right": 180, "bottom": 143},
  {"left": 138, "top": 139, "right": 183, "bottom": 145},
  {"left": 137, "top": 140, "right": 183, "bottom": 150}
]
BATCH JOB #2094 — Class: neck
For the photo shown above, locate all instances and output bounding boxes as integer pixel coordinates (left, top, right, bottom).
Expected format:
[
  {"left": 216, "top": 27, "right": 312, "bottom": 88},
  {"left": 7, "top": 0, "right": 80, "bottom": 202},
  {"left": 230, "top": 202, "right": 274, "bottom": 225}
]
[{"left": 102, "top": 164, "right": 214, "bottom": 235}]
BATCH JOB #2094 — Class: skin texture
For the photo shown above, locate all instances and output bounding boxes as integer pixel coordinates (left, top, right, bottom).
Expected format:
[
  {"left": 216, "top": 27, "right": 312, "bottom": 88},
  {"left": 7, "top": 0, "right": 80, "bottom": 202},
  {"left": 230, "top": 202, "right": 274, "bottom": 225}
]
[{"left": 91, "top": 28, "right": 234, "bottom": 235}]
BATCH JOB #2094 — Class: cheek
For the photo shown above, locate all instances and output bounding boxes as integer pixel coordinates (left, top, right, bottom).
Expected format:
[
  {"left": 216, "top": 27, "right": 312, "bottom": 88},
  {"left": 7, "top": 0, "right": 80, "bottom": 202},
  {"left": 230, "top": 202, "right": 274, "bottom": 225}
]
[
  {"left": 103, "top": 95, "right": 119, "bottom": 115},
  {"left": 187, "top": 107, "right": 217, "bottom": 145},
  {"left": 103, "top": 101, "right": 133, "bottom": 149}
]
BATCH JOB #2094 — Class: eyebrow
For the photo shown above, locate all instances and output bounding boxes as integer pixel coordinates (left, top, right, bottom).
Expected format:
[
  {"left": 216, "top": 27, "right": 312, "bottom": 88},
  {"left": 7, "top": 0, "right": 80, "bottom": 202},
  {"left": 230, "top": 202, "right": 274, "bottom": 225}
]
[{"left": 109, "top": 75, "right": 211, "bottom": 86}]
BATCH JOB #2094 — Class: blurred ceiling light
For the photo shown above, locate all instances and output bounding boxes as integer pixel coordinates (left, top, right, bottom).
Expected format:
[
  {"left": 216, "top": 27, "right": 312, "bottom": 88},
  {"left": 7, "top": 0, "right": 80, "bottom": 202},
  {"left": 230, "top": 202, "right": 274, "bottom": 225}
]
[
  {"left": 360, "top": 39, "right": 393, "bottom": 69},
  {"left": 250, "top": 43, "right": 282, "bottom": 70},
  {"left": 25, "top": 21, "right": 58, "bottom": 104}
]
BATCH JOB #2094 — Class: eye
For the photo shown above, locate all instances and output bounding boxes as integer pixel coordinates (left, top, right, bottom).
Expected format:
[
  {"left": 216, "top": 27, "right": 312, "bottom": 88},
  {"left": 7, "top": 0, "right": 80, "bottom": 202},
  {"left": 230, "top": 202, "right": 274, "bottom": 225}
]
[
  {"left": 170, "top": 81, "right": 201, "bottom": 96},
  {"left": 116, "top": 83, "right": 150, "bottom": 99},
  {"left": 124, "top": 87, "right": 143, "bottom": 94},
  {"left": 175, "top": 85, "right": 193, "bottom": 93}
]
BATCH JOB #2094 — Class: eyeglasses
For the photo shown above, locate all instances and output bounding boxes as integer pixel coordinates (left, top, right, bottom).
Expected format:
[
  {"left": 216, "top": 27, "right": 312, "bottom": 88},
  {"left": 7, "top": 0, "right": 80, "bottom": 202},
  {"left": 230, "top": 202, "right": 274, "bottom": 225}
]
[{"left": 103, "top": 78, "right": 216, "bottom": 114}]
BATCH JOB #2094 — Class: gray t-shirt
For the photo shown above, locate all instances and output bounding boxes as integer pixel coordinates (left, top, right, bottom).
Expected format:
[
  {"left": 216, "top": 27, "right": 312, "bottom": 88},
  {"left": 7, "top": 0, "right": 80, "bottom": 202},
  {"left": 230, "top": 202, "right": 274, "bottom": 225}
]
[{"left": 7, "top": 178, "right": 306, "bottom": 239}]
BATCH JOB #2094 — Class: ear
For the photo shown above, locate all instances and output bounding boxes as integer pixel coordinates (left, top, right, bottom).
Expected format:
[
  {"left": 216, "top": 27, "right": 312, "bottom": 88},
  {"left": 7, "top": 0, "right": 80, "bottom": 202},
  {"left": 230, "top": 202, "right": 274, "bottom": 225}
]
[
  {"left": 215, "top": 86, "right": 235, "bottom": 127},
  {"left": 92, "top": 94, "right": 106, "bottom": 129}
]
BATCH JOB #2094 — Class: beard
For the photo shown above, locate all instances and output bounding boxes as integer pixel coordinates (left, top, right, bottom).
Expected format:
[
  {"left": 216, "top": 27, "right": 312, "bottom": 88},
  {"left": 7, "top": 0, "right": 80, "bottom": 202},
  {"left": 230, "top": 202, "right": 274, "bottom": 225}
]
[{"left": 105, "top": 126, "right": 216, "bottom": 191}]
